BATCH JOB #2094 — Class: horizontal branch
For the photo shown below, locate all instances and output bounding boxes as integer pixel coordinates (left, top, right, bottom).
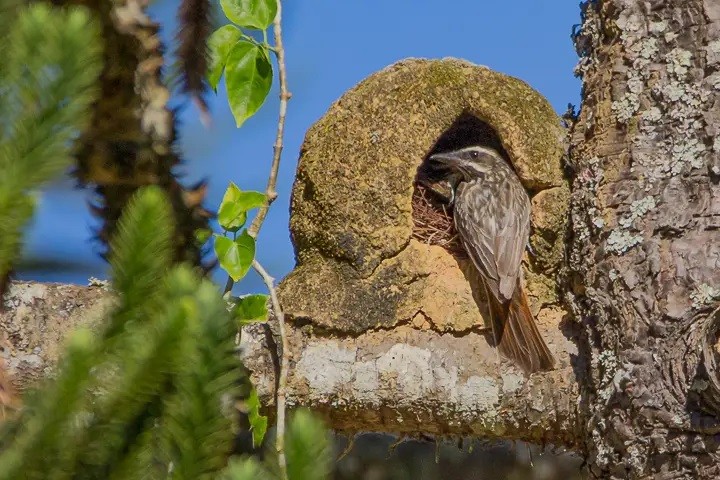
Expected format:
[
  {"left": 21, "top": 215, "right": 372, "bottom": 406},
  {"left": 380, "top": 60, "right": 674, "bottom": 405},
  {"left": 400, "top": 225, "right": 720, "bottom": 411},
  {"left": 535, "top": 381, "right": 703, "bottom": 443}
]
[{"left": 1, "top": 281, "right": 581, "bottom": 446}]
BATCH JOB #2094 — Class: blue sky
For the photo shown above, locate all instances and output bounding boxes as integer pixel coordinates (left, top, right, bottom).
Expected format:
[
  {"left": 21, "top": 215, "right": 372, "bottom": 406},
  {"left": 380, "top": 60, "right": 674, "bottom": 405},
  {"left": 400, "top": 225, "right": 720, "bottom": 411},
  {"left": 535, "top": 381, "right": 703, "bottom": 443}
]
[{"left": 20, "top": 1, "right": 581, "bottom": 294}]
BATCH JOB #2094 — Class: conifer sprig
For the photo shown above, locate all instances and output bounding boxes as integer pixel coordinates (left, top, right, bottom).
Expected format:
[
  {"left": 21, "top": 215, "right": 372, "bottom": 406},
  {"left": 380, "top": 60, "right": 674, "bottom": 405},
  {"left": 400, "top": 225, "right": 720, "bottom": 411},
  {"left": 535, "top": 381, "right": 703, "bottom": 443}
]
[
  {"left": 0, "top": 187, "right": 252, "bottom": 479},
  {"left": 0, "top": 4, "right": 101, "bottom": 291},
  {"left": 162, "top": 273, "right": 245, "bottom": 479},
  {"left": 0, "top": 328, "right": 98, "bottom": 478},
  {"left": 104, "top": 186, "right": 174, "bottom": 341}
]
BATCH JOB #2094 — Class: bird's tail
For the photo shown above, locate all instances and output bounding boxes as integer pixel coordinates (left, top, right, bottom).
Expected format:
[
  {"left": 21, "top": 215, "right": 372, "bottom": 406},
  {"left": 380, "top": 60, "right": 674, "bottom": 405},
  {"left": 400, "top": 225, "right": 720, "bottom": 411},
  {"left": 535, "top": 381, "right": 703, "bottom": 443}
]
[{"left": 487, "top": 278, "right": 555, "bottom": 374}]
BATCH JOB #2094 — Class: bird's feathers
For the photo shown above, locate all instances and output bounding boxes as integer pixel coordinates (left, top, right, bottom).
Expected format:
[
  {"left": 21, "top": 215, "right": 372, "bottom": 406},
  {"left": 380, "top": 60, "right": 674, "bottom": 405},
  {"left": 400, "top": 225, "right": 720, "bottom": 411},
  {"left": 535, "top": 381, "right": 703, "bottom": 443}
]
[
  {"left": 454, "top": 171, "right": 530, "bottom": 302},
  {"left": 438, "top": 145, "right": 554, "bottom": 373},
  {"left": 486, "top": 278, "right": 555, "bottom": 373}
]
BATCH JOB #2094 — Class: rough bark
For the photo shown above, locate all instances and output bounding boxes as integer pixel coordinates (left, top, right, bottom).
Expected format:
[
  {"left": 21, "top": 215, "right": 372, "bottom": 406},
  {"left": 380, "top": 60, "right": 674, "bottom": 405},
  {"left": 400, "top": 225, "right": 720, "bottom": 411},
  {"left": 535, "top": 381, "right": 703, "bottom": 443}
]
[
  {"left": 567, "top": 0, "right": 720, "bottom": 477},
  {"left": 1, "top": 281, "right": 580, "bottom": 447},
  {"left": 242, "top": 320, "right": 580, "bottom": 446}
]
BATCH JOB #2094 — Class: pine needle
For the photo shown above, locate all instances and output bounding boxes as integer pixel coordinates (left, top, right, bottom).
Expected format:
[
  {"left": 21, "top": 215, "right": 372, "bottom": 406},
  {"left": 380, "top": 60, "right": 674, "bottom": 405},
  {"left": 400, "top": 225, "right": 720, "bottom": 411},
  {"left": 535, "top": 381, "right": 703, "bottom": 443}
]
[{"left": 163, "top": 271, "right": 246, "bottom": 479}]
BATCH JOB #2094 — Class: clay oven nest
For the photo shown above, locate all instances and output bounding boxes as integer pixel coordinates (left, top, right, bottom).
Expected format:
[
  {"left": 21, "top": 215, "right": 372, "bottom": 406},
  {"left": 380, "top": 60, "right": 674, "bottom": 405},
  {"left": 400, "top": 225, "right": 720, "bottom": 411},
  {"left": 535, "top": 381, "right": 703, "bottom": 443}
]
[{"left": 279, "top": 58, "right": 569, "bottom": 336}]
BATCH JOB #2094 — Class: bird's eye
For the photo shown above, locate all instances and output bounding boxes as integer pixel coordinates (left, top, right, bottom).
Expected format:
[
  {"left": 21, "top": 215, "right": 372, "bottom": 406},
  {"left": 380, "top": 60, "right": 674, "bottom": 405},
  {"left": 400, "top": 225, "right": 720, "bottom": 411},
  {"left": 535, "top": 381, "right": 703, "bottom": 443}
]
[{"left": 470, "top": 151, "right": 479, "bottom": 159}]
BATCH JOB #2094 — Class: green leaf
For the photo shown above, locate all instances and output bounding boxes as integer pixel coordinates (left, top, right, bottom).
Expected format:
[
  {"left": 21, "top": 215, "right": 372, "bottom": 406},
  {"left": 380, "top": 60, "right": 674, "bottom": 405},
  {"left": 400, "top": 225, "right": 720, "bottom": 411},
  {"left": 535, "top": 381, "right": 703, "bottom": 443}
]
[
  {"left": 217, "top": 182, "right": 266, "bottom": 232},
  {"left": 286, "top": 409, "right": 332, "bottom": 480},
  {"left": 246, "top": 388, "right": 267, "bottom": 448},
  {"left": 194, "top": 227, "right": 212, "bottom": 245},
  {"left": 207, "top": 24, "right": 242, "bottom": 91},
  {"left": 233, "top": 294, "right": 269, "bottom": 325},
  {"left": 214, "top": 231, "right": 255, "bottom": 281},
  {"left": 217, "top": 184, "right": 246, "bottom": 231},
  {"left": 219, "top": 0, "right": 277, "bottom": 30},
  {"left": 224, "top": 41, "right": 272, "bottom": 127}
]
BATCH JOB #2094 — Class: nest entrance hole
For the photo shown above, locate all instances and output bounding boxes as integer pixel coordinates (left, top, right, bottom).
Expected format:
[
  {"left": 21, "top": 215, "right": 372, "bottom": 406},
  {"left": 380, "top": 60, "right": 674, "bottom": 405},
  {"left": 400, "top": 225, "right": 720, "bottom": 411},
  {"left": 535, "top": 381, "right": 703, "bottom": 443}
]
[{"left": 411, "top": 112, "right": 508, "bottom": 257}]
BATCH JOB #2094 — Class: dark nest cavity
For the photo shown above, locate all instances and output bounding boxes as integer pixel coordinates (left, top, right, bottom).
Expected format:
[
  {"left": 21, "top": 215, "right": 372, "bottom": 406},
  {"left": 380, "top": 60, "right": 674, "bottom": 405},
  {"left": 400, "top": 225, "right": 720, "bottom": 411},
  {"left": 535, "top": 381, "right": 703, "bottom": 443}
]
[{"left": 411, "top": 112, "right": 509, "bottom": 259}]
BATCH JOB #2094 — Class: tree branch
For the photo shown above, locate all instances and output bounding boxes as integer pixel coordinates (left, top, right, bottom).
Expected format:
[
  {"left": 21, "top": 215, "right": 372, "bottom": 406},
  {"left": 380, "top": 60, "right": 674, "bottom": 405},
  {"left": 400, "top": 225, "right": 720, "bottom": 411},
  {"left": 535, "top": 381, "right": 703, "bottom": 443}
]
[
  {"left": 1, "top": 281, "right": 582, "bottom": 447},
  {"left": 225, "top": 0, "right": 290, "bottom": 295},
  {"left": 252, "top": 259, "right": 289, "bottom": 479},
  {"left": 247, "top": 0, "right": 290, "bottom": 240}
]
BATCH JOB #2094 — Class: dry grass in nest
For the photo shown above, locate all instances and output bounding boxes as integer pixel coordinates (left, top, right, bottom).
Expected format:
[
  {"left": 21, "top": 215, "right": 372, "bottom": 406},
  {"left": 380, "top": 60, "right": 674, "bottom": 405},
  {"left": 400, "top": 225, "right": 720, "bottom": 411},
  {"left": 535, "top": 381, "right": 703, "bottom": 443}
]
[{"left": 411, "top": 183, "right": 467, "bottom": 258}]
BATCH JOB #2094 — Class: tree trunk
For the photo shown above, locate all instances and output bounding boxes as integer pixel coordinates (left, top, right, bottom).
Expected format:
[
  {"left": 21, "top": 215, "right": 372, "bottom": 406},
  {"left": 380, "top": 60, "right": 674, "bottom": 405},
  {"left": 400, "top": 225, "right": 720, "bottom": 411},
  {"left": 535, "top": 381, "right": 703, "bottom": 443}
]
[{"left": 567, "top": 0, "right": 720, "bottom": 477}]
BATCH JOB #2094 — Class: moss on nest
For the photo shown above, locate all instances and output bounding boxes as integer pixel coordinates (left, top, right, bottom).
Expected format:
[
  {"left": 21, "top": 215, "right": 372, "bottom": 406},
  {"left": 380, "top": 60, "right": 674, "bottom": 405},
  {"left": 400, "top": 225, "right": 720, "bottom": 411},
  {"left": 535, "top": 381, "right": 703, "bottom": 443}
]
[{"left": 281, "top": 58, "right": 568, "bottom": 333}]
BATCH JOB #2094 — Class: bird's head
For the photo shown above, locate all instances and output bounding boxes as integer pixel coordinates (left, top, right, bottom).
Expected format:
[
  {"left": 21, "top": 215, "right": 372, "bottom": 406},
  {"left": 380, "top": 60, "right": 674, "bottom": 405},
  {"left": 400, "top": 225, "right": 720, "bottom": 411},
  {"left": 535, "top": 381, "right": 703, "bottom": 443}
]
[{"left": 428, "top": 146, "right": 507, "bottom": 182}]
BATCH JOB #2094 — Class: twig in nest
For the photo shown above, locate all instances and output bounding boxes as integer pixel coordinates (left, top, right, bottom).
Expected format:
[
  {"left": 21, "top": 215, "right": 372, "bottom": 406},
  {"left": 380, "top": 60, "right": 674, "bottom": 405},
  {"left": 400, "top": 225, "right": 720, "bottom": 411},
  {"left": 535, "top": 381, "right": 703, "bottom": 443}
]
[{"left": 411, "top": 183, "right": 466, "bottom": 258}]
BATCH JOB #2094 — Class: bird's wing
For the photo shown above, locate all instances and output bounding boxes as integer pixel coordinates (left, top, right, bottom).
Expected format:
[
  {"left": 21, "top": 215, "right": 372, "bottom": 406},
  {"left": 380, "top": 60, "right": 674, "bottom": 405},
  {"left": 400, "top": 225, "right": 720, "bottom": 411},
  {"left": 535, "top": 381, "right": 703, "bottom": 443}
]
[
  {"left": 493, "top": 178, "right": 531, "bottom": 301},
  {"left": 454, "top": 179, "right": 530, "bottom": 302},
  {"left": 454, "top": 182, "right": 501, "bottom": 297}
]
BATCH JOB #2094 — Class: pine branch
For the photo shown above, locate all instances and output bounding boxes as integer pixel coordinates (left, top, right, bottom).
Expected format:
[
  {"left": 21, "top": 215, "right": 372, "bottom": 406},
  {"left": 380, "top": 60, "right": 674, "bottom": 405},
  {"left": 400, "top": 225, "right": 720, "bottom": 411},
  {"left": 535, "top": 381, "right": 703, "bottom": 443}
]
[
  {"left": 0, "top": 195, "right": 34, "bottom": 301},
  {"left": 68, "top": 284, "right": 189, "bottom": 479},
  {"left": 221, "top": 457, "right": 274, "bottom": 480},
  {"left": 0, "top": 5, "right": 101, "bottom": 185},
  {"left": 106, "top": 425, "right": 160, "bottom": 480},
  {"left": 284, "top": 410, "right": 332, "bottom": 480},
  {"left": 0, "top": 0, "right": 25, "bottom": 125},
  {"left": 1, "top": 187, "right": 254, "bottom": 477},
  {"left": 0, "top": 186, "right": 182, "bottom": 479},
  {"left": 163, "top": 274, "right": 246, "bottom": 479},
  {"left": 105, "top": 186, "right": 174, "bottom": 340},
  {"left": 0, "top": 328, "right": 99, "bottom": 479},
  {"left": 57, "top": 187, "right": 183, "bottom": 478}
]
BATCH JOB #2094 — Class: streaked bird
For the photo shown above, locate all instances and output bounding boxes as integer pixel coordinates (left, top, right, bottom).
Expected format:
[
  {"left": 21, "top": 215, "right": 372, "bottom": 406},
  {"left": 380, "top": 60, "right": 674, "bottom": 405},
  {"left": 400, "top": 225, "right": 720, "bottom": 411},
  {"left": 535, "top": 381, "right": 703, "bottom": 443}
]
[{"left": 429, "top": 145, "right": 554, "bottom": 373}]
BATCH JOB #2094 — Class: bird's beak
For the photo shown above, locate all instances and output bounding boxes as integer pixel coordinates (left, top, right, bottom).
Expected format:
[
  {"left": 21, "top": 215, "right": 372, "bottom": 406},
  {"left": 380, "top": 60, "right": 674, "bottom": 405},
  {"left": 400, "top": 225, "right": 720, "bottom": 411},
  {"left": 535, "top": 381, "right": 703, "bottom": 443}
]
[{"left": 429, "top": 151, "right": 463, "bottom": 168}]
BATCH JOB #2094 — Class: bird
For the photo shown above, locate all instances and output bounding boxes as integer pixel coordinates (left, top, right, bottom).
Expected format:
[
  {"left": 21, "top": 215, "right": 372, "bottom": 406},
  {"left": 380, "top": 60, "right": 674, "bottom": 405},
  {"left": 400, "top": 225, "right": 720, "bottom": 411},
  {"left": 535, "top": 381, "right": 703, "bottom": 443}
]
[{"left": 428, "top": 145, "right": 555, "bottom": 373}]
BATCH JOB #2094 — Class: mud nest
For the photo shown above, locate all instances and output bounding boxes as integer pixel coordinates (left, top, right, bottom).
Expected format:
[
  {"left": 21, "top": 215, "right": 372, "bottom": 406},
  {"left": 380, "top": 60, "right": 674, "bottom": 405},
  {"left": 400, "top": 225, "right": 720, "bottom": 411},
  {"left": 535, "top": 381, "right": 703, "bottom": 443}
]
[{"left": 411, "top": 182, "right": 467, "bottom": 258}]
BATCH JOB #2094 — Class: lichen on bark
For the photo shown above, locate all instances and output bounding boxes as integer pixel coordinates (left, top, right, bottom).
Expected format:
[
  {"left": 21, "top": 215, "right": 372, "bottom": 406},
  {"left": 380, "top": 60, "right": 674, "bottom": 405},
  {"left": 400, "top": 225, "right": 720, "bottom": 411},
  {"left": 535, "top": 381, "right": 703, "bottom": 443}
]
[{"left": 567, "top": 0, "right": 720, "bottom": 477}]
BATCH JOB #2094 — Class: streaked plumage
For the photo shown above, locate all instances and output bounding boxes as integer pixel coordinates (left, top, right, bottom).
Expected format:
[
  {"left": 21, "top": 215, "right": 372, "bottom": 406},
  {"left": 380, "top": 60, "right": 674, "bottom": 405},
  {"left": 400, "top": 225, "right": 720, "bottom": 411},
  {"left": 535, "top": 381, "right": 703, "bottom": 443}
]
[{"left": 429, "top": 146, "right": 554, "bottom": 373}]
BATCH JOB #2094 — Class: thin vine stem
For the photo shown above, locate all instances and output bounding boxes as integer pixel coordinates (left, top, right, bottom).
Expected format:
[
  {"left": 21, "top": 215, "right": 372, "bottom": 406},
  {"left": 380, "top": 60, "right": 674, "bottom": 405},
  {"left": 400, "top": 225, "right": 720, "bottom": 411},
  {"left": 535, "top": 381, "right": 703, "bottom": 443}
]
[
  {"left": 252, "top": 259, "right": 289, "bottom": 480},
  {"left": 224, "top": 0, "right": 290, "bottom": 296},
  {"left": 261, "top": 7, "right": 290, "bottom": 478},
  {"left": 247, "top": 2, "right": 289, "bottom": 240},
  {"left": 228, "top": 2, "right": 292, "bottom": 479}
]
